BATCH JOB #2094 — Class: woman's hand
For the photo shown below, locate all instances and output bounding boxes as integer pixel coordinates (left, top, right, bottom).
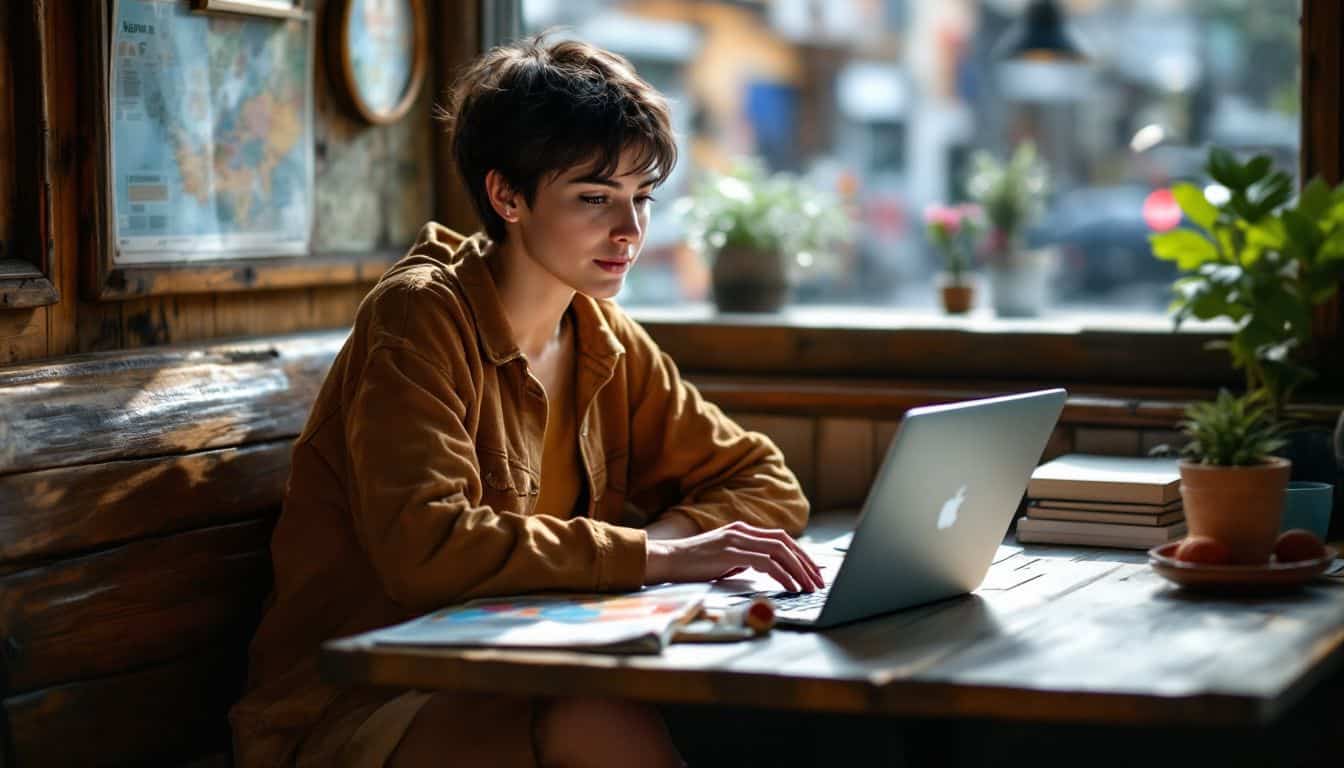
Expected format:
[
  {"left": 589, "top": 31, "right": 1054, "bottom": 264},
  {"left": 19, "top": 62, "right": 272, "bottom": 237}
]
[{"left": 644, "top": 520, "right": 825, "bottom": 592}]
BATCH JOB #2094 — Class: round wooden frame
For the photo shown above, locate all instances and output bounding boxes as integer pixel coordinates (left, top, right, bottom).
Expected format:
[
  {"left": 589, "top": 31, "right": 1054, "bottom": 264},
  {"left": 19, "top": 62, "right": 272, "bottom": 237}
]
[{"left": 327, "top": 0, "right": 427, "bottom": 125}]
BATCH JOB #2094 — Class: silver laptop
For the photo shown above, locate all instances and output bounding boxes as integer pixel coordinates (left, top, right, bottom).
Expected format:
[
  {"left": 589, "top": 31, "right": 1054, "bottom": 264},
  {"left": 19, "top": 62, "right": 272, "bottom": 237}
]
[{"left": 772, "top": 388, "right": 1067, "bottom": 629}]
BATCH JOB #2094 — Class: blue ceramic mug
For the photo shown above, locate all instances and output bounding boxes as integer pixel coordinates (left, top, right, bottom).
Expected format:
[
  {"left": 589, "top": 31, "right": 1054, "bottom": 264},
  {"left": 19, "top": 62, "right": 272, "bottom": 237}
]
[{"left": 1281, "top": 481, "right": 1333, "bottom": 540}]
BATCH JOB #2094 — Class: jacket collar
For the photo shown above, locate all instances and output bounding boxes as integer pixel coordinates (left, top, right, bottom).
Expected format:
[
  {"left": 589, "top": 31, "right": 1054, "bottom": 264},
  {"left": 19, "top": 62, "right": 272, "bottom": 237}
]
[{"left": 452, "top": 234, "right": 625, "bottom": 369}]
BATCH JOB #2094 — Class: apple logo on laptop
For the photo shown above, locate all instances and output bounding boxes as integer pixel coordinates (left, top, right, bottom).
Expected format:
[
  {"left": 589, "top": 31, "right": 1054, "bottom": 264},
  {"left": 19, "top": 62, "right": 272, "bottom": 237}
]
[{"left": 937, "top": 485, "right": 967, "bottom": 529}]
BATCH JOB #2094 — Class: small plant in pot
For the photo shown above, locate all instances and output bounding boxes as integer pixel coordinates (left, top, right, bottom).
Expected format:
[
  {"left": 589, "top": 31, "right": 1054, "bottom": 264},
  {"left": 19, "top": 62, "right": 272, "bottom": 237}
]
[
  {"left": 924, "top": 203, "right": 982, "bottom": 314},
  {"left": 965, "top": 141, "right": 1052, "bottom": 317},
  {"left": 676, "top": 158, "right": 850, "bottom": 313},
  {"left": 1178, "top": 389, "right": 1290, "bottom": 564}
]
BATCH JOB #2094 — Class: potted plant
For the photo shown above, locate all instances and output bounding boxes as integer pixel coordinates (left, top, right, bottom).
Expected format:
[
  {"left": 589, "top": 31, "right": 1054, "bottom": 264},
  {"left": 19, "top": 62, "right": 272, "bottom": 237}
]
[
  {"left": 965, "top": 141, "right": 1052, "bottom": 317},
  {"left": 1151, "top": 148, "right": 1344, "bottom": 538},
  {"left": 924, "top": 203, "right": 982, "bottom": 314},
  {"left": 677, "top": 158, "right": 850, "bottom": 313},
  {"left": 1178, "top": 390, "right": 1290, "bottom": 564},
  {"left": 1150, "top": 148, "right": 1344, "bottom": 424}
]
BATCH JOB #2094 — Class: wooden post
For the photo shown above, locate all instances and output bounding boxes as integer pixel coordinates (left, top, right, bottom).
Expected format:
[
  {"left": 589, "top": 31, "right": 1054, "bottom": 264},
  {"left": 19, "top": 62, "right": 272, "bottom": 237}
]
[{"left": 1302, "top": 0, "right": 1343, "bottom": 372}]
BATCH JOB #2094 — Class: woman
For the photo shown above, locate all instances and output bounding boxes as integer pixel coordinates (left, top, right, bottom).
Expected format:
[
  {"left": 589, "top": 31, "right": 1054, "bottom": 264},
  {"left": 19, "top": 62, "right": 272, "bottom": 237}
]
[{"left": 230, "top": 35, "right": 821, "bottom": 767}]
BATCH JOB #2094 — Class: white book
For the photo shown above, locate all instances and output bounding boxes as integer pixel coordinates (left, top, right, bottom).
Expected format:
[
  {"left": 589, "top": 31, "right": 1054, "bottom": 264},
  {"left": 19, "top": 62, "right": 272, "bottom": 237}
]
[
  {"left": 1028, "top": 454, "right": 1182, "bottom": 505},
  {"left": 1015, "top": 516, "right": 1187, "bottom": 550}
]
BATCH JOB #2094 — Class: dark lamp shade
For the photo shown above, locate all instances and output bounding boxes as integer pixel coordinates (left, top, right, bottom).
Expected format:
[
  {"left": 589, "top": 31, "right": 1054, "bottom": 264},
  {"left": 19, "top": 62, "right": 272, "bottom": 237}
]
[{"left": 993, "top": 0, "right": 1089, "bottom": 62}]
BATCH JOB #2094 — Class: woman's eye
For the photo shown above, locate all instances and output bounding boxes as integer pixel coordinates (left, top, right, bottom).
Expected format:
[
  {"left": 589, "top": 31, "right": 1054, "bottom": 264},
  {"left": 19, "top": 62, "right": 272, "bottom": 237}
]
[
  {"left": 636, "top": 195, "right": 656, "bottom": 206},
  {"left": 581, "top": 195, "right": 608, "bottom": 206}
]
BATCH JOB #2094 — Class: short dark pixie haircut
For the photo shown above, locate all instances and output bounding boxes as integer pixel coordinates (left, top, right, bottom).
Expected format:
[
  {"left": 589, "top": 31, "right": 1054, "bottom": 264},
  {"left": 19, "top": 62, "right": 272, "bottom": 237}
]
[{"left": 439, "top": 34, "right": 677, "bottom": 242}]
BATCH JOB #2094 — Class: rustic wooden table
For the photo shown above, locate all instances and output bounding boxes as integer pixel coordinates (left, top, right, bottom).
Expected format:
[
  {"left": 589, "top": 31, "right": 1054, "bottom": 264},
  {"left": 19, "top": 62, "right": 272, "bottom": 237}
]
[{"left": 322, "top": 511, "right": 1344, "bottom": 765}]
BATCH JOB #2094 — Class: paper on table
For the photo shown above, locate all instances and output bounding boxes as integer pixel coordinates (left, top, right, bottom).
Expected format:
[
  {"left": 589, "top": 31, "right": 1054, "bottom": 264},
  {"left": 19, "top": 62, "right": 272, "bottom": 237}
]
[{"left": 362, "top": 583, "right": 710, "bottom": 654}]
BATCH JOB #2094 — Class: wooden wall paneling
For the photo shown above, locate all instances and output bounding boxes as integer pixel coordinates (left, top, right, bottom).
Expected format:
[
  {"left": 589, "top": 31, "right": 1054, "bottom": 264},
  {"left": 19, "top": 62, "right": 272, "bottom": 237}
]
[
  {"left": 0, "top": 330, "right": 344, "bottom": 474},
  {"left": 731, "top": 414, "right": 817, "bottom": 502},
  {"left": 1, "top": 0, "right": 14, "bottom": 271},
  {"left": 213, "top": 288, "right": 316, "bottom": 340},
  {"left": 307, "top": 282, "right": 375, "bottom": 328},
  {"left": 0, "top": 0, "right": 59, "bottom": 310},
  {"left": 872, "top": 420, "right": 901, "bottom": 473},
  {"left": 1041, "top": 425, "right": 1075, "bottom": 463},
  {"left": 67, "top": 0, "right": 122, "bottom": 355},
  {"left": 814, "top": 418, "right": 875, "bottom": 511},
  {"left": 432, "top": 0, "right": 483, "bottom": 230},
  {"left": 1302, "top": 0, "right": 1343, "bottom": 361},
  {"left": 1072, "top": 427, "right": 1142, "bottom": 457},
  {"left": 0, "top": 520, "right": 272, "bottom": 693},
  {"left": 120, "top": 294, "right": 216, "bottom": 349},
  {"left": 0, "top": 308, "right": 45, "bottom": 364},
  {"left": 45, "top": 0, "right": 78, "bottom": 357},
  {"left": 4, "top": 643, "right": 247, "bottom": 767},
  {"left": 0, "top": 440, "right": 290, "bottom": 566}
]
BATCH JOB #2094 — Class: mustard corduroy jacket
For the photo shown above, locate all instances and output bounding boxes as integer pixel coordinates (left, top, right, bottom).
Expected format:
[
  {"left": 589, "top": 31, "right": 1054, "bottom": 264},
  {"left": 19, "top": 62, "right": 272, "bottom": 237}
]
[{"left": 229, "top": 222, "right": 809, "bottom": 765}]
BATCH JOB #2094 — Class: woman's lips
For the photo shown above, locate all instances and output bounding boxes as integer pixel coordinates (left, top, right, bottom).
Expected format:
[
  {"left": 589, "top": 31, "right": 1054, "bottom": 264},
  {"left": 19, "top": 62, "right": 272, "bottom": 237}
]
[{"left": 593, "top": 258, "right": 632, "bottom": 274}]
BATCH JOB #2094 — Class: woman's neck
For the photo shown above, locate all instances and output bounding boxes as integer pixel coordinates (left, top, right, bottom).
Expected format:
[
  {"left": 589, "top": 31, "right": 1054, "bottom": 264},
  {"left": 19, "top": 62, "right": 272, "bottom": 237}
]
[{"left": 488, "top": 238, "right": 575, "bottom": 361}]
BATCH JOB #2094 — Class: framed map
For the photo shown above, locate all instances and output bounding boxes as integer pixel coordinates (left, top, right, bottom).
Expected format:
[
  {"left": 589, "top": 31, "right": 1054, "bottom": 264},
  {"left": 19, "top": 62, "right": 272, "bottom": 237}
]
[
  {"left": 328, "top": 0, "right": 426, "bottom": 125},
  {"left": 108, "top": 0, "right": 313, "bottom": 264}
]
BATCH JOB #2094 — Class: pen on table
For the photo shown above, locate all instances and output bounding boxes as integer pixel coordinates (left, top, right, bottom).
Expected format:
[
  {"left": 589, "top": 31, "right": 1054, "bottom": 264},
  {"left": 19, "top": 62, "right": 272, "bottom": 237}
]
[{"left": 707, "top": 596, "right": 775, "bottom": 634}]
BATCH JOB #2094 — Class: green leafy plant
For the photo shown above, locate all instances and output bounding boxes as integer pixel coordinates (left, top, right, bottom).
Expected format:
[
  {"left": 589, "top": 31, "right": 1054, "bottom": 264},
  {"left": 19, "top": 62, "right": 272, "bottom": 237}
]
[
  {"left": 1179, "top": 389, "right": 1287, "bottom": 466},
  {"left": 675, "top": 158, "right": 850, "bottom": 265},
  {"left": 1151, "top": 148, "right": 1344, "bottom": 420},
  {"left": 965, "top": 141, "right": 1049, "bottom": 264}
]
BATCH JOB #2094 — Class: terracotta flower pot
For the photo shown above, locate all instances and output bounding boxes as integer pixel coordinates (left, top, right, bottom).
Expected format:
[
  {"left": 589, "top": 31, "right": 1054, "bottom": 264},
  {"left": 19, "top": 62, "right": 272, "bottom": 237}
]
[
  {"left": 940, "top": 283, "right": 974, "bottom": 314},
  {"left": 1179, "top": 457, "right": 1291, "bottom": 564}
]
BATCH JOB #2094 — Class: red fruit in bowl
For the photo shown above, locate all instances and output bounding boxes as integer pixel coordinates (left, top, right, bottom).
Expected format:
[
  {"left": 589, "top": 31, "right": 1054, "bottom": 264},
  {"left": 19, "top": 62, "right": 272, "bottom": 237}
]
[
  {"left": 1174, "top": 536, "right": 1232, "bottom": 565},
  {"left": 1273, "top": 529, "right": 1327, "bottom": 563}
]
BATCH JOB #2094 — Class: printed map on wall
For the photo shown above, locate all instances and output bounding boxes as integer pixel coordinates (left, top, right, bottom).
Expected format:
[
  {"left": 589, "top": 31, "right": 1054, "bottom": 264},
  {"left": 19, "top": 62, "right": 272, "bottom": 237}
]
[{"left": 111, "top": 0, "right": 313, "bottom": 263}]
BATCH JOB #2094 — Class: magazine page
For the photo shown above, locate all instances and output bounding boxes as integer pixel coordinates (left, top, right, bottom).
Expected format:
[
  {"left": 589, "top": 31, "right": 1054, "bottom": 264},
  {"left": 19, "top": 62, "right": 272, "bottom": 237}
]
[{"left": 365, "top": 583, "right": 711, "bottom": 654}]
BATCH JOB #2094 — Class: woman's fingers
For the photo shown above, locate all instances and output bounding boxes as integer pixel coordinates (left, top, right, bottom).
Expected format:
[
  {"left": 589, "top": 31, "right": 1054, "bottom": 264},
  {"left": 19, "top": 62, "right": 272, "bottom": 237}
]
[
  {"left": 728, "top": 532, "right": 820, "bottom": 591},
  {"left": 729, "top": 522, "right": 825, "bottom": 585},
  {"left": 726, "top": 547, "right": 800, "bottom": 593}
]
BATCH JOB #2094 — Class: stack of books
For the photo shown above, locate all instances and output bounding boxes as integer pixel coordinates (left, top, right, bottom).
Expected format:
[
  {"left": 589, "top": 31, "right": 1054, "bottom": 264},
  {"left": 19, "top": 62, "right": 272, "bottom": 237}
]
[{"left": 1016, "top": 454, "right": 1185, "bottom": 549}]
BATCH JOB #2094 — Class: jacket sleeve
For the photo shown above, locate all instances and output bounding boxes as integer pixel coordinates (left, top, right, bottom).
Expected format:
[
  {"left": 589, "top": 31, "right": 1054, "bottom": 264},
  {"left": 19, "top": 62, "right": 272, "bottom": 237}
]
[
  {"left": 342, "top": 293, "right": 647, "bottom": 612},
  {"left": 614, "top": 311, "right": 810, "bottom": 537}
]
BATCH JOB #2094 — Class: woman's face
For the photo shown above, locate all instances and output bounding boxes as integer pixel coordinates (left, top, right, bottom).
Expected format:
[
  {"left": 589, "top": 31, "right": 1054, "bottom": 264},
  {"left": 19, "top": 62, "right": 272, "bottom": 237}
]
[{"left": 511, "top": 147, "right": 657, "bottom": 300}]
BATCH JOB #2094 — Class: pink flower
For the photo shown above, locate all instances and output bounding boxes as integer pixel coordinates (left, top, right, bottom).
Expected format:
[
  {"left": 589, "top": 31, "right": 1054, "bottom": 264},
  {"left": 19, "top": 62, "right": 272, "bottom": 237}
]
[{"left": 923, "top": 204, "right": 964, "bottom": 235}]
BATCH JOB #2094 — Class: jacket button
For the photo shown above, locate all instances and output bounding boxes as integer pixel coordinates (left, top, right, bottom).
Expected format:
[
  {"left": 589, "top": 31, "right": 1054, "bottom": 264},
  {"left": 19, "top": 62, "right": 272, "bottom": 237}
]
[{"left": 484, "top": 471, "right": 498, "bottom": 485}]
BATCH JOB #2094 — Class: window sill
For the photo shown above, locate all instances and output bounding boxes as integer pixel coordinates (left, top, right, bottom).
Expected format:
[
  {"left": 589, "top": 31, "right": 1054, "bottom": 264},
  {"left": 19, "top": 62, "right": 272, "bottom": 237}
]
[
  {"left": 0, "top": 259, "right": 60, "bottom": 309},
  {"left": 629, "top": 303, "right": 1241, "bottom": 388}
]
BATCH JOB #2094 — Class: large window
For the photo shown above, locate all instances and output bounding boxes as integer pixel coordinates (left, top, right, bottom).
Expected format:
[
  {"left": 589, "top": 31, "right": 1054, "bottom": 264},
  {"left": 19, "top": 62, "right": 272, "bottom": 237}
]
[{"left": 513, "top": 0, "right": 1301, "bottom": 319}]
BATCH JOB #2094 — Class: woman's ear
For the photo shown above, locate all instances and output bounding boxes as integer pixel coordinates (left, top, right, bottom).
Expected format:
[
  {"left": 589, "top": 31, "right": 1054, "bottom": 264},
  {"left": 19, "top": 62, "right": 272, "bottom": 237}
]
[{"left": 485, "top": 170, "right": 521, "bottom": 223}]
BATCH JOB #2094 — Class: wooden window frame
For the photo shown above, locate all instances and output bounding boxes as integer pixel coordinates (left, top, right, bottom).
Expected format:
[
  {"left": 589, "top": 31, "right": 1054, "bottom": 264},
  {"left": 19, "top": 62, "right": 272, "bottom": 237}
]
[
  {"left": 78, "top": 0, "right": 402, "bottom": 302},
  {"left": 1, "top": 0, "right": 60, "bottom": 309}
]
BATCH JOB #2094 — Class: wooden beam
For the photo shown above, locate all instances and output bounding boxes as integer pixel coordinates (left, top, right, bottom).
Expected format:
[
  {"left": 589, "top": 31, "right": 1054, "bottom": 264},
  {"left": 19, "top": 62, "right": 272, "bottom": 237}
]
[
  {"left": 0, "top": 441, "right": 289, "bottom": 566},
  {"left": 1303, "top": 0, "right": 1344, "bottom": 361},
  {"left": 432, "top": 0, "right": 484, "bottom": 232},
  {"left": 0, "top": 331, "right": 344, "bottom": 475},
  {"left": 4, "top": 643, "right": 247, "bottom": 766},
  {"left": 0, "top": 520, "right": 272, "bottom": 693}
]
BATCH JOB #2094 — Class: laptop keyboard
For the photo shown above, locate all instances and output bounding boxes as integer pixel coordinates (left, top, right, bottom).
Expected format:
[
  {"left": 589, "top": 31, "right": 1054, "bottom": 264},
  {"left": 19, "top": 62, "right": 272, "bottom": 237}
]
[{"left": 770, "top": 586, "right": 831, "bottom": 612}]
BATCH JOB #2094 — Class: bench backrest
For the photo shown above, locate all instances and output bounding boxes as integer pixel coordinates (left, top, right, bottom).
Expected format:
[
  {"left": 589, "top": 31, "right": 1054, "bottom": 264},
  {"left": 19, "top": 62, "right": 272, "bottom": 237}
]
[{"left": 0, "top": 333, "right": 343, "bottom": 766}]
